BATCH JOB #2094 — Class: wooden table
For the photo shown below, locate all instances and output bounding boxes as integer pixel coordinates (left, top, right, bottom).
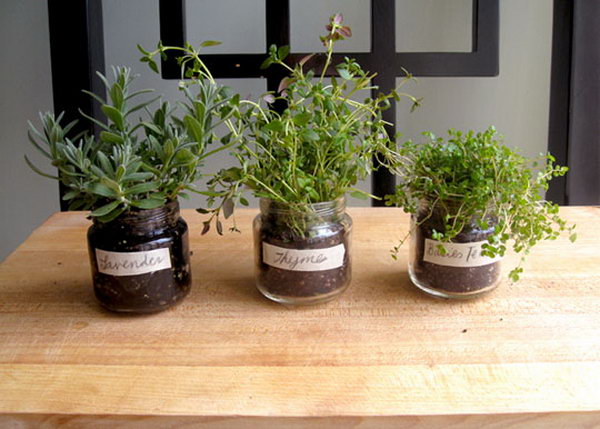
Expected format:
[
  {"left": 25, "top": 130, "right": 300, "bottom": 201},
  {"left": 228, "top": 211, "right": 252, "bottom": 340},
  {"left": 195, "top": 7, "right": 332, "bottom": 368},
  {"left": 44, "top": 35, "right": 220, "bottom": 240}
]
[{"left": 1, "top": 207, "right": 599, "bottom": 428}]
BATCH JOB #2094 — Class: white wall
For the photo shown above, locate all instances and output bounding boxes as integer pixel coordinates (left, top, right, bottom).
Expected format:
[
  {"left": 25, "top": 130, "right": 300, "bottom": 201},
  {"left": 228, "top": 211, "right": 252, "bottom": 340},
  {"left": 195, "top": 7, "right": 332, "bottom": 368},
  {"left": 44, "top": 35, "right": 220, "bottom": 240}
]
[
  {"left": 397, "top": 0, "right": 553, "bottom": 160},
  {"left": 0, "top": 1, "right": 56, "bottom": 262},
  {"left": 0, "top": 0, "right": 553, "bottom": 260}
]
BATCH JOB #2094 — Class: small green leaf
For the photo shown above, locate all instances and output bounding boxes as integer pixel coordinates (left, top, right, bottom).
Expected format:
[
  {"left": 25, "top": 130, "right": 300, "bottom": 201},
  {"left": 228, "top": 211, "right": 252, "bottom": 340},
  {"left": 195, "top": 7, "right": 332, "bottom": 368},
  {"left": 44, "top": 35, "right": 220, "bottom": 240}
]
[
  {"left": 27, "top": 130, "right": 52, "bottom": 159},
  {"left": 509, "top": 268, "right": 522, "bottom": 282},
  {"left": 100, "top": 131, "right": 124, "bottom": 145},
  {"left": 97, "top": 206, "right": 126, "bottom": 223},
  {"left": 201, "top": 40, "right": 222, "bottom": 47},
  {"left": 131, "top": 198, "right": 165, "bottom": 209},
  {"left": 91, "top": 200, "right": 121, "bottom": 217},
  {"left": 260, "top": 57, "right": 273, "bottom": 70},
  {"left": 110, "top": 84, "right": 124, "bottom": 109},
  {"left": 101, "top": 105, "right": 125, "bottom": 130},
  {"left": 220, "top": 167, "right": 243, "bottom": 182},
  {"left": 88, "top": 182, "right": 118, "bottom": 199},
  {"left": 263, "top": 120, "right": 284, "bottom": 133},
  {"left": 100, "top": 177, "right": 122, "bottom": 194},
  {"left": 125, "top": 182, "right": 159, "bottom": 195},
  {"left": 164, "top": 140, "right": 174, "bottom": 157},
  {"left": 277, "top": 45, "right": 290, "bottom": 61},
  {"left": 184, "top": 115, "right": 205, "bottom": 142},
  {"left": 349, "top": 190, "right": 369, "bottom": 200},
  {"left": 68, "top": 199, "right": 87, "bottom": 211},
  {"left": 301, "top": 128, "right": 319, "bottom": 142},
  {"left": 24, "top": 155, "right": 59, "bottom": 180},
  {"left": 293, "top": 112, "right": 311, "bottom": 127},
  {"left": 123, "top": 172, "right": 154, "bottom": 182},
  {"left": 143, "top": 122, "right": 162, "bottom": 135},
  {"left": 337, "top": 68, "right": 352, "bottom": 80},
  {"left": 62, "top": 190, "right": 80, "bottom": 201},
  {"left": 115, "top": 165, "right": 126, "bottom": 181},
  {"left": 136, "top": 44, "right": 149, "bottom": 55},
  {"left": 173, "top": 148, "right": 194, "bottom": 165},
  {"left": 148, "top": 59, "right": 159, "bottom": 74}
]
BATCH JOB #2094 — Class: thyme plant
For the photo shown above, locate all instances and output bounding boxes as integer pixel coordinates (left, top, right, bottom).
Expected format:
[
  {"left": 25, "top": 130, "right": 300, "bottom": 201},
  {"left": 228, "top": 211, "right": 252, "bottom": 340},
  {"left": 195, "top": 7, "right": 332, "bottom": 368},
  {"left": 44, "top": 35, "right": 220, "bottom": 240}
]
[
  {"left": 26, "top": 65, "right": 238, "bottom": 222},
  {"left": 202, "top": 14, "right": 419, "bottom": 233},
  {"left": 385, "top": 127, "right": 576, "bottom": 281}
]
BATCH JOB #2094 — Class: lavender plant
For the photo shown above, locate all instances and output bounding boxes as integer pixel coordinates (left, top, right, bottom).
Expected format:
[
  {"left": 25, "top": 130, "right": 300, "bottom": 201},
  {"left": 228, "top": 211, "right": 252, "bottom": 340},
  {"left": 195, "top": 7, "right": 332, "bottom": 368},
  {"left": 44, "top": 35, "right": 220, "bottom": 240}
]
[{"left": 26, "top": 63, "right": 238, "bottom": 222}]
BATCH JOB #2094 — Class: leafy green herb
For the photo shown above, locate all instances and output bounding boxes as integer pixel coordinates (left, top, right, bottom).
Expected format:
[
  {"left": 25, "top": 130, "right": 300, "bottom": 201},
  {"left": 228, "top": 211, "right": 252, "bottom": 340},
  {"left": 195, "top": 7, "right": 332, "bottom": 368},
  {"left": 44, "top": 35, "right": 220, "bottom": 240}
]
[
  {"left": 385, "top": 127, "right": 576, "bottom": 281},
  {"left": 26, "top": 62, "right": 237, "bottom": 222},
  {"left": 139, "top": 15, "right": 419, "bottom": 235},
  {"left": 202, "top": 14, "right": 420, "bottom": 233}
]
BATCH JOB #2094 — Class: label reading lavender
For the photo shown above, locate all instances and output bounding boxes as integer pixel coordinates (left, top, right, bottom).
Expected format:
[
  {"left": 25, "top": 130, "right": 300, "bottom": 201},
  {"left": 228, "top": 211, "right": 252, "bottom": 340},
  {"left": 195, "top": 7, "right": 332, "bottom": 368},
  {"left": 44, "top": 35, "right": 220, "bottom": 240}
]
[
  {"left": 95, "top": 248, "right": 172, "bottom": 276},
  {"left": 423, "top": 239, "right": 502, "bottom": 268},
  {"left": 262, "top": 242, "right": 345, "bottom": 272}
]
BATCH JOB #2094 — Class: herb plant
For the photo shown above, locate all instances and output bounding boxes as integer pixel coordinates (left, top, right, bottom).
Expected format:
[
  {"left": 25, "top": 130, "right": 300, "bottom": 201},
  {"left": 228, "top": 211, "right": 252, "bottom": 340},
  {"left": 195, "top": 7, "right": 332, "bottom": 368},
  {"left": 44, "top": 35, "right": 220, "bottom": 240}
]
[
  {"left": 141, "top": 15, "right": 419, "bottom": 234},
  {"left": 214, "top": 14, "right": 420, "bottom": 233},
  {"left": 385, "top": 127, "right": 576, "bottom": 281},
  {"left": 26, "top": 65, "right": 237, "bottom": 222}
]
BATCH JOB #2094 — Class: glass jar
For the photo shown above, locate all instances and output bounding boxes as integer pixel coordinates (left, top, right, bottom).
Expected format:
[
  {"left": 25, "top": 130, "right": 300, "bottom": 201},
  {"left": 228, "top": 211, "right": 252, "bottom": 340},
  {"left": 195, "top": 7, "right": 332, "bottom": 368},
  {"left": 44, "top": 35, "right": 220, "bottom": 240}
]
[
  {"left": 408, "top": 202, "right": 502, "bottom": 299},
  {"left": 87, "top": 200, "right": 191, "bottom": 313},
  {"left": 253, "top": 197, "right": 352, "bottom": 305}
]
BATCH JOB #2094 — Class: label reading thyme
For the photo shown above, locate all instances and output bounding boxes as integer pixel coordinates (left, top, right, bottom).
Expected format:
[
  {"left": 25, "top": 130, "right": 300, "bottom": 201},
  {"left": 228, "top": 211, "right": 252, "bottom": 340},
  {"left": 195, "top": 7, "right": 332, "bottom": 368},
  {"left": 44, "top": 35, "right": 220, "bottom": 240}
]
[
  {"left": 262, "top": 242, "right": 345, "bottom": 271},
  {"left": 95, "top": 248, "right": 172, "bottom": 276},
  {"left": 423, "top": 239, "right": 502, "bottom": 268}
]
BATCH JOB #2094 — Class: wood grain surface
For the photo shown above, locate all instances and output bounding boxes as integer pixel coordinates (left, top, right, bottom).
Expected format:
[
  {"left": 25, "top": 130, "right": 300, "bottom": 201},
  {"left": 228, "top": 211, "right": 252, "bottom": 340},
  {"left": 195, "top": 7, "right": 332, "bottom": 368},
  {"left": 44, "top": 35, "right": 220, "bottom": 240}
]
[{"left": 1, "top": 207, "right": 599, "bottom": 426}]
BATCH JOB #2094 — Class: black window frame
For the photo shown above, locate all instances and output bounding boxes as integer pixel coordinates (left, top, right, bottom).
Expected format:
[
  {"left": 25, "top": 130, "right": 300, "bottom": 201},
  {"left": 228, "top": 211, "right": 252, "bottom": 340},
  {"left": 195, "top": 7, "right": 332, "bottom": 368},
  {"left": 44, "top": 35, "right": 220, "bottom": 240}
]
[
  {"left": 48, "top": 0, "right": 598, "bottom": 207},
  {"left": 158, "top": 0, "right": 499, "bottom": 205}
]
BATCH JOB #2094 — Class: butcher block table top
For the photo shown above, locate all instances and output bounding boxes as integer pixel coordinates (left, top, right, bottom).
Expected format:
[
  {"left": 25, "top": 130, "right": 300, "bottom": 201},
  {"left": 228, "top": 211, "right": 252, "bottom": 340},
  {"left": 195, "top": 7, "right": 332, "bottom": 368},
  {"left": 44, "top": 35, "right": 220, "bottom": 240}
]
[{"left": 1, "top": 207, "right": 600, "bottom": 428}]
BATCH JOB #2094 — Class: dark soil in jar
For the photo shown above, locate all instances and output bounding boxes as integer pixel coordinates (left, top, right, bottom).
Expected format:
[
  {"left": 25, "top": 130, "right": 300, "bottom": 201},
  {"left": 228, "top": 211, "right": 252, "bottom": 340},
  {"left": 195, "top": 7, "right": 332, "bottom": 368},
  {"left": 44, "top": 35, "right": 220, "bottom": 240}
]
[
  {"left": 257, "top": 222, "right": 351, "bottom": 299},
  {"left": 88, "top": 207, "right": 191, "bottom": 313},
  {"left": 411, "top": 216, "right": 500, "bottom": 294}
]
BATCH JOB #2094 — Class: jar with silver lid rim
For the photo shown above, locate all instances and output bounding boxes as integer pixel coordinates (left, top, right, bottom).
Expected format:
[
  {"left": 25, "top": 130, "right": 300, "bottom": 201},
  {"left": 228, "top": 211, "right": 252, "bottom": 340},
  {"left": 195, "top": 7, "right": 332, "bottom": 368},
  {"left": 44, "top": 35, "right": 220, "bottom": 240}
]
[
  {"left": 408, "top": 200, "right": 502, "bottom": 299},
  {"left": 253, "top": 197, "right": 352, "bottom": 305},
  {"left": 87, "top": 200, "right": 191, "bottom": 313}
]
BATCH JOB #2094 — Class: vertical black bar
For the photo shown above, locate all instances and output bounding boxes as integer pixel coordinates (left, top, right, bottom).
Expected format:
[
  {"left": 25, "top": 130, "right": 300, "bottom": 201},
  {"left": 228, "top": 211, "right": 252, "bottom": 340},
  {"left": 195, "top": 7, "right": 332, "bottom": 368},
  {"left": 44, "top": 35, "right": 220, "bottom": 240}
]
[
  {"left": 474, "top": 0, "right": 499, "bottom": 75},
  {"left": 471, "top": 0, "right": 479, "bottom": 51},
  {"left": 48, "top": 0, "right": 105, "bottom": 210},
  {"left": 265, "top": 0, "right": 290, "bottom": 113},
  {"left": 546, "top": 0, "right": 573, "bottom": 204},
  {"left": 371, "top": 0, "right": 396, "bottom": 206},
  {"left": 265, "top": 0, "right": 290, "bottom": 52},
  {"left": 566, "top": 0, "right": 600, "bottom": 204},
  {"left": 159, "top": 0, "right": 186, "bottom": 79},
  {"left": 156, "top": 0, "right": 499, "bottom": 205}
]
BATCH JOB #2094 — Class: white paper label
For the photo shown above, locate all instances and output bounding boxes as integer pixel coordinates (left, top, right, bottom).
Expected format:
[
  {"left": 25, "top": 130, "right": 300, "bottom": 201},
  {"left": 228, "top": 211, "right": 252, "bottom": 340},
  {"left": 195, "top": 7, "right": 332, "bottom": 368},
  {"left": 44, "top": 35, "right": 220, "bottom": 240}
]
[
  {"left": 95, "top": 248, "right": 172, "bottom": 276},
  {"left": 262, "top": 242, "right": 345, "bottom": 271},
  {"left": 423, "top": 239, "right": 501, "bottom": 268}
]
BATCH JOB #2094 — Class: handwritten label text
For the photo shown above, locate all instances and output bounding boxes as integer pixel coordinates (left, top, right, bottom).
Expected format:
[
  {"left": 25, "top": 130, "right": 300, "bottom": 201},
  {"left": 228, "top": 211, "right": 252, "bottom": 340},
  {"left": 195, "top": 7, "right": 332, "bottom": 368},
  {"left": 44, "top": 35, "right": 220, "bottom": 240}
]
[
  {"left": 95, "top": 248, "right": 172, "bottom": 276},
  {"left": 262, "top": 242, "right": 345, "bottom": 271},
  {"left": 423, "top": 239, "right": 501, "bottom": 268}
]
